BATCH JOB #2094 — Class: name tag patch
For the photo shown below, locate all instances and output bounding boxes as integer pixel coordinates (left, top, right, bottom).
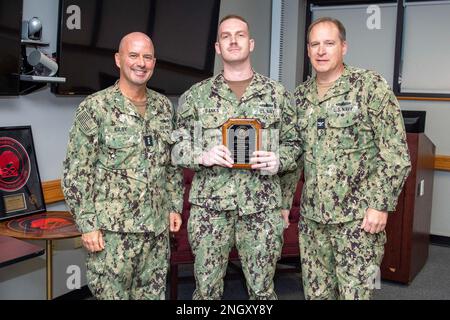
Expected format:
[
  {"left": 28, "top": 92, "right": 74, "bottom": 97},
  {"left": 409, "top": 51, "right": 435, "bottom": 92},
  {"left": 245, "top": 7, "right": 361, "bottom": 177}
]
[
  {"left": 331, "top": 101, "right": 359, "bottom": 114},
  {"left": 204, "top": 108, "right": 220, "bottom": 113}
]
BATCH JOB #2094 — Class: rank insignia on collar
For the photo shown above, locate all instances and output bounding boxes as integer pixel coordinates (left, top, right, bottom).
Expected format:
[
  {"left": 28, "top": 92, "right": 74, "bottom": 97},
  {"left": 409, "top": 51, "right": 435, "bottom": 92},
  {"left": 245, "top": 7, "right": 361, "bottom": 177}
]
[
  {"left": 317, "top": 118, "right": 326, "bottom": 129},
  {"left": 143, "top": 135, "right": 153, "bottom": 147}
]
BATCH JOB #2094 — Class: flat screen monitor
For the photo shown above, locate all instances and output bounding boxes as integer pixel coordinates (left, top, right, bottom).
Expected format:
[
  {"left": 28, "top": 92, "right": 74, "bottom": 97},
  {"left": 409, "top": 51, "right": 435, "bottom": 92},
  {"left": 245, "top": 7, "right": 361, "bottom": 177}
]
[
  {"left": 0, "top": 0, "right": 22, "bottom": 95},
  {"left": 401, "top": 110, "right": 426, "bottom": 133},
  {"left": 54, "top": 0, "right": 221, "bottom": 96}
]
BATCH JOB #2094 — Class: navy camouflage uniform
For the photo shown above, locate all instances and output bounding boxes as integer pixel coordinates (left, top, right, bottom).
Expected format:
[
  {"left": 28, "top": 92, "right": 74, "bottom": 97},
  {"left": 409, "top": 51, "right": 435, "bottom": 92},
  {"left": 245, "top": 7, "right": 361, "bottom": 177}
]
[
  {"left": 281, "top": 65, "right": 411, "bottom": 299},
  {"left": 174, "top": 72, "right": 300, "bottom": 299},
  {"left": 63, "top": 82, "right": 183, "bottom": 299}
]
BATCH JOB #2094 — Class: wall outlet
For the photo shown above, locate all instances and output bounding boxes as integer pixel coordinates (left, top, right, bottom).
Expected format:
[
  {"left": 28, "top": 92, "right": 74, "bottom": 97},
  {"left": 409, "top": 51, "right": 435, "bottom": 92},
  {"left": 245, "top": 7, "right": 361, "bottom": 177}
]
[{"left": 418, "top": 179, "right": 425, "bottom": 197}]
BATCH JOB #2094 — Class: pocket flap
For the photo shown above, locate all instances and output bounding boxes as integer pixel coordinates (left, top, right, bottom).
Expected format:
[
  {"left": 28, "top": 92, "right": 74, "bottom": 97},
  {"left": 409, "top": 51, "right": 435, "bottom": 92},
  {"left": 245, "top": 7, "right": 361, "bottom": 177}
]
[
  {"left": 327, "top": 111, "right": 359, "bottom": 128},
  {"left": 105, "top": 132, "right": 139, "bottom": 149}
]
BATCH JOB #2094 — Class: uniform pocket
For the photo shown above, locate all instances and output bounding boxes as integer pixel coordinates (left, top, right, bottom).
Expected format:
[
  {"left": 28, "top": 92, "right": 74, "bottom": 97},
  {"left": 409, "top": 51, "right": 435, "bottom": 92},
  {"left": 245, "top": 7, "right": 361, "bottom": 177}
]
[
  {"left": 298, "top": 118, "right": 308, "bottom": 130},
  {"left": 260, "top": 114, "right": 279, "bottom": 129},
  {"left": 327, "top": 111, "right": 360, "bottom": 149},
  {"left": 253, "top": 103, "right": 280, "bottom": 129},
  {"left": 196, "top": 112, "right": 227, "bottom": 153},
  {"left": 104, "top": 132, "right": 140, "bottom": 169},
  {"left": 346, "top": 227, "right": 387, "bottom": 248},
  {"left": 328, "top": 111, "right": 359, "bottom": 128},
  {"left": 199, "top": 110, "right": 228, "bottom": 129}
]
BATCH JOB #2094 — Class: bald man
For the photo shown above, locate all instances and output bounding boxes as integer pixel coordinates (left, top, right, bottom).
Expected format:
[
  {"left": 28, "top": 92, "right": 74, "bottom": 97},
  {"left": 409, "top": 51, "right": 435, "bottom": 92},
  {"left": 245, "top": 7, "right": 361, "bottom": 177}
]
[{"left": 63, "top": 32, "right": 183, "bottom": 299}]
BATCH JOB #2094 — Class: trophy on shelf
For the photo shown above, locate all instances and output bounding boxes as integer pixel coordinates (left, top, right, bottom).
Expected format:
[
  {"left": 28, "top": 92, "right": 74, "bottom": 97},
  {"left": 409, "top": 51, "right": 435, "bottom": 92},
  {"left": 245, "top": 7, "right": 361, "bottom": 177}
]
[{"left": 222, "top": 118, "right": 261, "bottom": 169}]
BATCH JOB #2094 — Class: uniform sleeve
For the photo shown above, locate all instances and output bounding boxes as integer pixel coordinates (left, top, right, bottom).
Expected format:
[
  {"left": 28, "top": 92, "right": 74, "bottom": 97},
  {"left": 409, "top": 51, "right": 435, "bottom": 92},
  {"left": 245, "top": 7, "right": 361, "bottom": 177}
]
[
  {"left": 165, "top": 165, "right": 184, "bottom": 214},
  {"left": 164, "top": 99, "right": 184, "bottom": 214},
  {"left": 278, "top": 91, "right": 302, "bottom": 173},
  {"left": 62, "top": 100, "right": 100, "bottom": 233},
  {"left": 367, "top": 75, "right": 412, "bottom": 212},
  {"left": 279, "top": 161, "right": 303, "bottom": 209},
  {"left": 172, "top": 90, "right": 203, "bottom": 171},
  {"left": 279, "top": 89, "right": 305, "bottom": 209}
]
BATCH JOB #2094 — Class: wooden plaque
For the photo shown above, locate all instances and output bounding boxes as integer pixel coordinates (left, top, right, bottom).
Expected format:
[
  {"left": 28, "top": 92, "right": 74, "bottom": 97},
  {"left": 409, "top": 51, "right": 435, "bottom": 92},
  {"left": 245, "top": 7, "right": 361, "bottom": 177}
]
[{"left": 222, "top": 118, "right": 261, "bottom": 169}]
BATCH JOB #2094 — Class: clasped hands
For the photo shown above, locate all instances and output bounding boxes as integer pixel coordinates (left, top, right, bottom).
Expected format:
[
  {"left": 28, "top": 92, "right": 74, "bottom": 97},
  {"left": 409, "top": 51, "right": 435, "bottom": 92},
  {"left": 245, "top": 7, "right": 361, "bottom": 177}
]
[{"left": 198, "top": 145, "right": 279, "bottom": 174}]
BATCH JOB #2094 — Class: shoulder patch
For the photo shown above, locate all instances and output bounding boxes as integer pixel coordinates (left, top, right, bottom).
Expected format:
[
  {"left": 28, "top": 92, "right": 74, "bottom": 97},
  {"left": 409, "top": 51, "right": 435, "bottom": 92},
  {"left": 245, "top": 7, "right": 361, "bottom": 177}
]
[
  {"left": 76, "top": 110, "right": 97, "bottom": 134},
  {"left": 177, "top": 91, "right": 192, "bottom": 117}
]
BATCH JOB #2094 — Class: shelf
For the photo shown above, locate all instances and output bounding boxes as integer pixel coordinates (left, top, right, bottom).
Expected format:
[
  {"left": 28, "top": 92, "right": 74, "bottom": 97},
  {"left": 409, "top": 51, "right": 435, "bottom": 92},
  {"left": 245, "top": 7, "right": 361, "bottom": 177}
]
[
  {"left": 21, "top": 39, "right": 49, "bottom": 46},
  {"left": 19, "top": 74, "right": 66, "bottom": 83}
]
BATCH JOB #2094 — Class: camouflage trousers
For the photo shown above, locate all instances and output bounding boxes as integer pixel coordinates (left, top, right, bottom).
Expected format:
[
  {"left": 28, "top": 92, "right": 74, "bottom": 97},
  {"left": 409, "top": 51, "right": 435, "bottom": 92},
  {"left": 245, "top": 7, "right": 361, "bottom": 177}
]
[
  {"left": 188, "top": 205, "right": 285, "bottom": 300},
  {"left": 299, "top": 217, "right": 386, "bottom": 300},
  {"left": 86, "top": 229, "right": 169, "bottom": 300}
]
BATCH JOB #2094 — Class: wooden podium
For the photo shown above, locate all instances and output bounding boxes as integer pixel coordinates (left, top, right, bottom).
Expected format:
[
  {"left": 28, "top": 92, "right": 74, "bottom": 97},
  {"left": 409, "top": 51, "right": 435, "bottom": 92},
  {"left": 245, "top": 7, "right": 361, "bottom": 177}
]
[{"left": 381, "top": 133, "right": 435, "bottom": 283}]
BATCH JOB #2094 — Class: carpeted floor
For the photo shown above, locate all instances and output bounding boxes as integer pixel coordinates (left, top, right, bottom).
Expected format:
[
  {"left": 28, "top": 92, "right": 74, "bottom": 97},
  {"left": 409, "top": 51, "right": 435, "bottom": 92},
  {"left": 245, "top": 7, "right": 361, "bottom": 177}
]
[{"left": 174, "top": 244, "right": 450, "bottom": 300}]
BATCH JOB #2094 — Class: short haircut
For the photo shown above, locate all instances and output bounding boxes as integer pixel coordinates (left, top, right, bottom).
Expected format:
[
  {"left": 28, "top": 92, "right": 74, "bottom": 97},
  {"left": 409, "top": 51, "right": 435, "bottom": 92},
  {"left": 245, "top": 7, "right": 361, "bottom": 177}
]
[
  {"left": 307, "top": 17, "right": 346, "bottom": 43},
  {"left": 217, "top": 14, "right": 250, "bottom": 36}
]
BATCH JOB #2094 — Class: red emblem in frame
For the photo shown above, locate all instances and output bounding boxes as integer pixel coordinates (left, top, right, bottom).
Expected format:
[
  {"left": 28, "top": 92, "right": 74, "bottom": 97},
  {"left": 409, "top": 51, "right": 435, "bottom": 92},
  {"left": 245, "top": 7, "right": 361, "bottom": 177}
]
[{"left": 0, "top": 137, "right": 31, "bottom": 192}]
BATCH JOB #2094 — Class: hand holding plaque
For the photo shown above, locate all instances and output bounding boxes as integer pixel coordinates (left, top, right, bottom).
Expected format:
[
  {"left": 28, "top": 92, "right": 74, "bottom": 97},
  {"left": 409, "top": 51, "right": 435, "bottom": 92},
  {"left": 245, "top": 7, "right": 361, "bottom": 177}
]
[
  {"left": 197, "top": 145, "right": 234, "bottom": 168},
  {"left": 222, "top": 118, "right": 261, "bottom": 169},
  {"left": 250, "top": 150, "right": 280, "bottom": 174}
]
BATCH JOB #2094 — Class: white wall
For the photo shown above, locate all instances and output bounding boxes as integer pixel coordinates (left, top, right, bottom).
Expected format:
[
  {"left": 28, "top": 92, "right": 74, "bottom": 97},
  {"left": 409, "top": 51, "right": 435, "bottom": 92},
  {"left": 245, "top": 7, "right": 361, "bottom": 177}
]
[
  {"left": 277, "top": 0, "right": 306, "bottom": 92},
  {"left": 214, "top": 0, "right": 272, "bottom": 76}
]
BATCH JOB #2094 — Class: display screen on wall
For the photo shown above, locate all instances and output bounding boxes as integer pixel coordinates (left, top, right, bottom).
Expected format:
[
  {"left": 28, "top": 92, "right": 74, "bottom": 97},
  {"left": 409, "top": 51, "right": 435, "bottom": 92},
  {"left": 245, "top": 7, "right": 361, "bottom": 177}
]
[
  {"left": 54, "top": 0, "right": 221, "bottom": 96},
  {"left": 0, "top": 0, "right": 22, "bottom": 95}
]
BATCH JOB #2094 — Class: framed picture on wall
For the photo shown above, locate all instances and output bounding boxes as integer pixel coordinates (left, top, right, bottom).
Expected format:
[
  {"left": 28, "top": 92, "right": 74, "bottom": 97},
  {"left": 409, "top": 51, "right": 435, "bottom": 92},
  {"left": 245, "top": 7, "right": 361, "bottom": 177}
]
[{"left": 0, "top": 126, "right": 46, "bottom": 221}]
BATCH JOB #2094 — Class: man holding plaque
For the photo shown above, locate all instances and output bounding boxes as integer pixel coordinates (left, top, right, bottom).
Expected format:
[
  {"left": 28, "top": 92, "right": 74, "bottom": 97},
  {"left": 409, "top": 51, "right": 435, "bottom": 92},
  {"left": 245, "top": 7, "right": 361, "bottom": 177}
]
[
  {"left": 281, "top": 17, "right": 411, "bottom": 299},
  {"left": 62, "top": 32, "right": 183, "bottom": 299},
  {"left": 173, "top": 15, "right": 300, "bottom": 299}
]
